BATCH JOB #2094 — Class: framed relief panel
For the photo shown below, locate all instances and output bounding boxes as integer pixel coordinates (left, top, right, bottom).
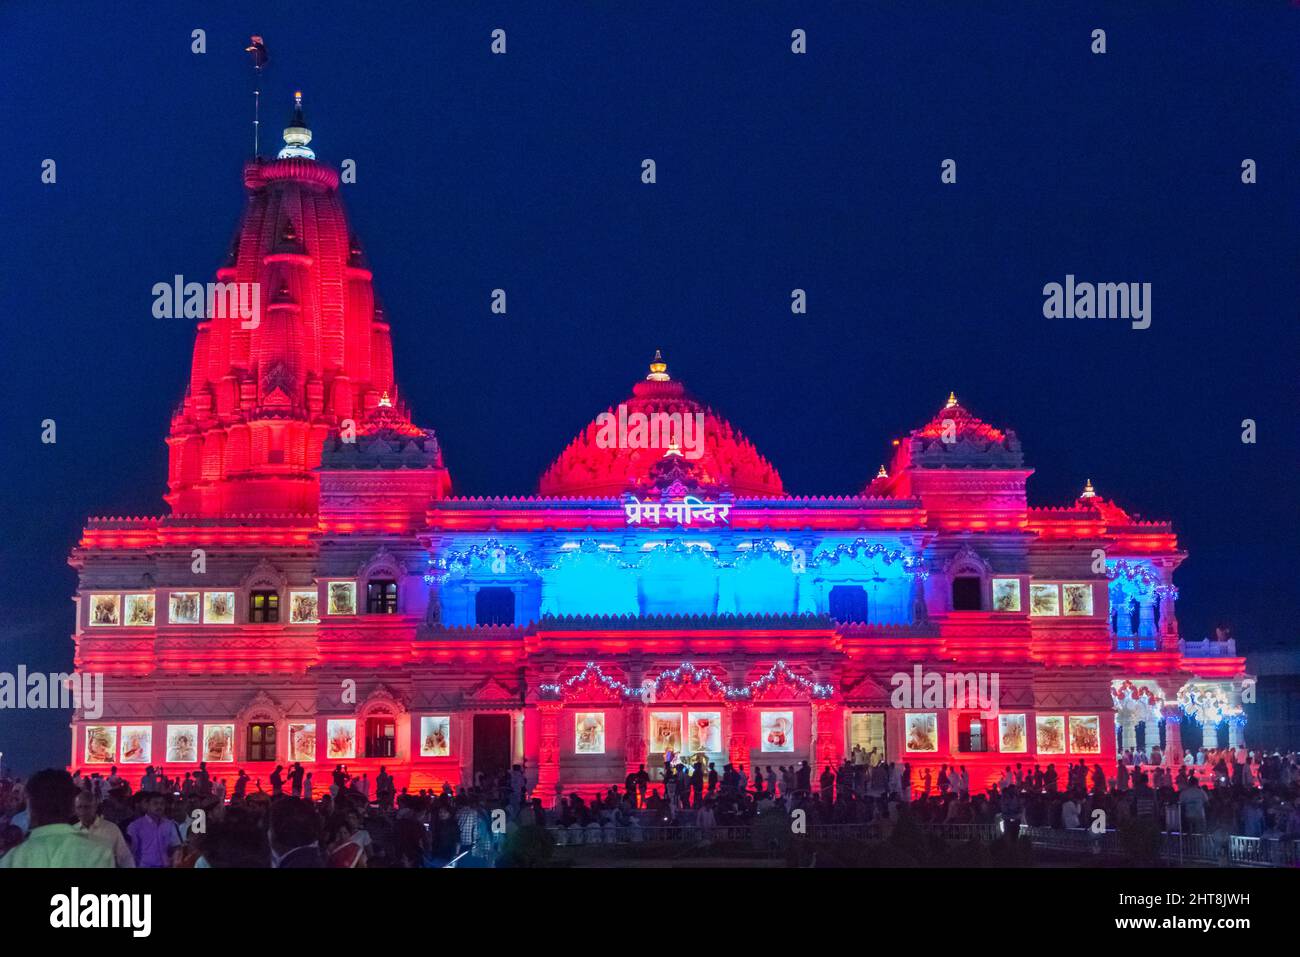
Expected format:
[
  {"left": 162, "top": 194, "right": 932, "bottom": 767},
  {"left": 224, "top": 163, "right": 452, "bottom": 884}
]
[{"left": 1029, "top": 584, "right": 1059, "bottom": 617}]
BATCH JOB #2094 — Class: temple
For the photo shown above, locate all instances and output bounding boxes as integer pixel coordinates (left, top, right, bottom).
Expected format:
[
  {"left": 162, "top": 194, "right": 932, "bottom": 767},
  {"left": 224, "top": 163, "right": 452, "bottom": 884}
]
[{"left": 68, "top": 100, "right": 1252, "bottom": 800}]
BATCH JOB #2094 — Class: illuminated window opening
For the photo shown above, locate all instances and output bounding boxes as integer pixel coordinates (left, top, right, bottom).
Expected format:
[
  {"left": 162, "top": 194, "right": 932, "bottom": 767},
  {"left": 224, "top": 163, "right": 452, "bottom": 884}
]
[
  {"left": 365, "top": 716, "right": 396, "bottom": 758},
  {"left": 366, "top": 579, "right": 398, "bottom": 614},
  {"left": 249, "top": 589, "right": 280, "bottom": 623},
  {"left": 957, "top": 714, "right": 990, "bottom": 753},
  {"left": 247, "top": 722, "right": 276, "bottom": 761}
]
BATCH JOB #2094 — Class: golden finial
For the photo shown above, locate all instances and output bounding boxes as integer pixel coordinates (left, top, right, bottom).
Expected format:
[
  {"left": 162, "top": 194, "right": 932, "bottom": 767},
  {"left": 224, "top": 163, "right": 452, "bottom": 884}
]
[
  {"left": 1081, "top": 478, "right": 1096, "bottom": 499},
  {"left": 945, "top": 391, "right": 958, "bottom": 409},
  {"left": 876, "top": 465, "right": 888, "bottom": 479},
  {"left": 378, "top": 390, "right": 392, "bottom": 408},
  {"left": 646, "top": 349, "right": 670, "bottom": 382}
]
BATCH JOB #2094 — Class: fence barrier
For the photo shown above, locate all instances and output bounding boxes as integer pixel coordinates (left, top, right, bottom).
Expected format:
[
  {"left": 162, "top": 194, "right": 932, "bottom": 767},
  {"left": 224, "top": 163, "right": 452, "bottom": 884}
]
[{"left": 543, "top": 818, "right": 1295, "bottom": 866}]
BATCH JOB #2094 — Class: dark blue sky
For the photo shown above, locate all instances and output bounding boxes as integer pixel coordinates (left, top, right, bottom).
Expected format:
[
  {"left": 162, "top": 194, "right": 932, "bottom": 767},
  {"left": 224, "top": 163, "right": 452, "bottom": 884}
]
[{"left": 1, "top": 2, "right": 1296, "bottom": 772}]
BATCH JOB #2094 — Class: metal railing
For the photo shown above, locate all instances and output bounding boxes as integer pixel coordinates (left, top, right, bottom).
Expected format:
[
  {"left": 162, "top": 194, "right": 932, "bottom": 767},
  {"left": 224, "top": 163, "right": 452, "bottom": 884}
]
[{"left": 545, "top": 819, "right": 1296, "bottom": 866}]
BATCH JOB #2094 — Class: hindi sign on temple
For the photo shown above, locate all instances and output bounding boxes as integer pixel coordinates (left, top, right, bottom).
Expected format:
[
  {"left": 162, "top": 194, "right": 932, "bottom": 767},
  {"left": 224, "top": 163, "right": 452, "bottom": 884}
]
[{"left": 624, "top": 495, "right": 731, "bottom": 527}]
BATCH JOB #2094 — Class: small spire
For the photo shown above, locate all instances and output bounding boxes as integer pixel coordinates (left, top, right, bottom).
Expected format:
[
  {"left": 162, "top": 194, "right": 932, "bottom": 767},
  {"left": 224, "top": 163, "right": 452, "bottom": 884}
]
[
  {"left": 378, "top": 390, "right": 392, "bottom": 408},
  {"left": 1081, "top": 478, "right": 1096, "bottom": 499},
  {"left": 945, "top": 391, "right": 958, "bottom": 409},
  {"left": 664, "top": 441, "right": 683, "bottom": 457},
  {"left": 876, "top": 464, "right": 888, "bottom": 479},
  {"left": 278, "top": 91, "right": 315, "bottom": 160},
  {"left": 646, "top": 349, "right": 670, "bottom": 382}
]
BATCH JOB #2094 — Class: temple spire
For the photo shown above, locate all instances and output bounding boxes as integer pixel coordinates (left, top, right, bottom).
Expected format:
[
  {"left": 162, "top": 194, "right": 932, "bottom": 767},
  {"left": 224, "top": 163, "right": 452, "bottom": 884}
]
[
  {"left": 1081, "top": 478, "right": 1097, "bottom": 499},
  {"left": 278, "top": 91, "right": 315, "bottom": 160},
  {"left": 945, "top": 391, "right": 958, "bottom": 409},
  {"left": 646, "top": 349, "right": 670, "bottom": 382}
]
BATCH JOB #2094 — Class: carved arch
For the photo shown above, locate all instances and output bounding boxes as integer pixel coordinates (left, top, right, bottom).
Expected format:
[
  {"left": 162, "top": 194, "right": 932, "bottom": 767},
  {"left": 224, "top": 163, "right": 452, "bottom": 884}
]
[
  {"left": 241, "top": 560, "right": 288, "bottom": 593},
  {"left": 357, "top": 547, "right": 406, "bottom": 582},
  {"left": 944, "top": 546, "right": 991, "bottom": 578},
  {"left": 236, "top": 689, "right": 285, "bottom": 726},
  {"left": 358, "top": 683, "right": 408, "bottom": 719}
]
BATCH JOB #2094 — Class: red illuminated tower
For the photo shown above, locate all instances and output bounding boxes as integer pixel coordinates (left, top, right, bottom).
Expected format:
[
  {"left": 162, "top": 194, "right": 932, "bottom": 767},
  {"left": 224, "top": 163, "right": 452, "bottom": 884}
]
[{"left": 165, "top": 93, "right": 427, "bottom": 516}]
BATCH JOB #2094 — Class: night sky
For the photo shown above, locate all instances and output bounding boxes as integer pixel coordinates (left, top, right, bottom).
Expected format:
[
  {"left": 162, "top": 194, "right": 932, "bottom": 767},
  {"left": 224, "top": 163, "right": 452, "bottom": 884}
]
[{"left": 1, "top": 3, "right": 1296, "bottom": 773}]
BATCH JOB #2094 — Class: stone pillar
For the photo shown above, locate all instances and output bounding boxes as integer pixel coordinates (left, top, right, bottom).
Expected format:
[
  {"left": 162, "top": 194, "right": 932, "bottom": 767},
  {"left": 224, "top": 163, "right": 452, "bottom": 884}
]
[
  {"left": 1227, "top": 719, "right": 1243, "bottom": 749},
  {"left": 1201, "top": 722, "right": 1218, "bottom": 751},
  {"left": 535, "top": 700, "right": 564, "bottom": 807},
  {"left": 623, "top": 701, "right": 646, "bottom": 780},
  {"left": 538, "top": 576, "right": 556, "bottom": 617},
  {"left": 1115, "top": 594, "right": 1134, "bottom": 638},
  {"left": 726, "top": 700, "right": 751, "bottom": 773},
  {"left": 795, "top": 575, "right": 818, "bottom": 615},
  {"left": 909, "top": 574, "right": 929, "bottom": 623},
  {"left": 1158, "top": 593, "right": 1174, "bottom": 636},
  {"left": 717, "top": 570, "right": 737, "bottom": 616},
  {"left": 1137, "top": 595, "right": 1157, "bottom": 639},
  {"left": 1118, "top": 714, "right": 1137, "bottom": 752},
  {"left": 1162, "top": 707, "right": 1183, "bottom": 766},
  {"left": 812, "top": 699, "right": 841, "bottom": 777}
]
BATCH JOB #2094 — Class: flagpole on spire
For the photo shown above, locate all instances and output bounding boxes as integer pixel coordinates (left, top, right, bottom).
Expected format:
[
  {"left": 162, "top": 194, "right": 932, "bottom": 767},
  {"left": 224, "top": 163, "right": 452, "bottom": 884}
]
[{"left": 245, "top": 35, "right": 269, "bottom": 157}]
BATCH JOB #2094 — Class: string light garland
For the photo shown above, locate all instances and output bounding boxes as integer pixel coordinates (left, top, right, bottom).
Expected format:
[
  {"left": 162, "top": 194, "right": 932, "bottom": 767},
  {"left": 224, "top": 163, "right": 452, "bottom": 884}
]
[
  {"left": 1111, "top": 681, "right": 1164, "bottom": 723},
  {"left": 538, "top": 659, "right": 835, "bottom": 701},
  {"left": 1177, "top": 686, "right": 1244, "bottom": 727},
  {"left": 1108, "top": 560, "right": 1178, "bottom": 600},
  {"left": 727, "top": 538, "right": 927, "bottom": 578},
  {"left": 424, "top": 539, "right": 552, "bottom": 584}
]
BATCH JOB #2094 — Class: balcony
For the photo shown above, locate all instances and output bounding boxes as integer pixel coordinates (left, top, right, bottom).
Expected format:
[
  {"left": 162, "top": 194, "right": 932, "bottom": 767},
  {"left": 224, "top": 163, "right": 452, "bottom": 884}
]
[{"left": 1179, "top": 638, "right": 1237, "bottom": 658}]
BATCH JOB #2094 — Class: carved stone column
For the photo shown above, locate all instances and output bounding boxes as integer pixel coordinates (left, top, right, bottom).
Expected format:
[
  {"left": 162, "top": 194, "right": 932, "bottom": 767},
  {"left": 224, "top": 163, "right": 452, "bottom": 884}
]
[
  {"left": 909, "top": 574, "right": 929, "bottom": 623},
  {"left": 623, "top": 700, "right": 646, "bottom": 779},
  {"left": 1118, "top": 714, "right": 1137, "bottom": 752},
  {"left": 1201, "top": 721, "right": 1219, "bottom": 751},
  {"left": 795, "top": 574, "right": 818, "bottom": 615},
  {"left": 812, "top": 699, "right": 841, "bottom": 776},
  {"left": 1162, "top": 706, "right": 1183, "bottom": 766},
  {"left": 1114, "top": 594, "right": 1135, "bottom": 638},
  {"left": 726, "top": 700, "right": 751, "bottom": 772},
  {"left": 1137, "top": 594, "right": 1157, "bottom": 639},
  {"left": 535, "top": 700, "right": 564, "bottom": 807}
]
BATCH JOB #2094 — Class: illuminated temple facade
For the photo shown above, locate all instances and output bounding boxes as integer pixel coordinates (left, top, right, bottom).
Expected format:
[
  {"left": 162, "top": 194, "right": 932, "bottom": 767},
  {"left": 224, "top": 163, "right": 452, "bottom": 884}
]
[{"left": 68, "top": 107, "right": 1251, "bottom": 799}]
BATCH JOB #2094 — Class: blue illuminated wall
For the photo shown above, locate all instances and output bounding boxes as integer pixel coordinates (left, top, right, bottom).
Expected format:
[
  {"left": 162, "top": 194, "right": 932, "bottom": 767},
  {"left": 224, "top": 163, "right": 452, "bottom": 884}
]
[{"left": 428, "top": 533, "right": 923, "bottom": 626}]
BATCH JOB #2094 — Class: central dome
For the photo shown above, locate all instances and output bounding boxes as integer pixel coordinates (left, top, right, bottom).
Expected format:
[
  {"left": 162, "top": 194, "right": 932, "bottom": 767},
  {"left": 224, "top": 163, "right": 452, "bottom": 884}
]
[{"left": 538, "top": 353, "right": 784, "bottom": 498}]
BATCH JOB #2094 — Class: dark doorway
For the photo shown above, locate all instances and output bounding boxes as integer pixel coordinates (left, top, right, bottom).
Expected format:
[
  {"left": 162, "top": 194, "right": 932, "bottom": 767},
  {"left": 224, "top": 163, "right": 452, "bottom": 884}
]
[
  {"left": 472, "top": 714, "right": 512, "bottom": 784},
  {"left": 475, "top": 587, "right": 516, "bottom": 625},
  {"left": 952, "top": 576, "right": 982, "bottom": 611}
]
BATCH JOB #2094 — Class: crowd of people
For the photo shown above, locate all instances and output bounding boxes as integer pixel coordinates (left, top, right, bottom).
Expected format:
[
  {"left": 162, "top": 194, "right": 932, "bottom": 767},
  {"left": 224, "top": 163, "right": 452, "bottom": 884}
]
[{"left": 1, "top": 747, "right": 1297, "bottom": 867}]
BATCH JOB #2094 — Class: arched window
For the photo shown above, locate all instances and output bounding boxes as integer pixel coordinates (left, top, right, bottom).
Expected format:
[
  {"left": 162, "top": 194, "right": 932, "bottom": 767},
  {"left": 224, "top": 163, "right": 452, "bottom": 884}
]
[
  {"left": 828, "top": 585, "right": 870, "bottom": 623},
  {"left": 247, "top": 722, "right": 277, "bottom": 761},
  {"left": 366, "top": 579, "right": 398, "bottom": 614},
  {"left": 249, "top": 590, "right": 280, "bottom": 622},
  {"left": 365, "top": 715, "right": 397, "bottom": 758}
]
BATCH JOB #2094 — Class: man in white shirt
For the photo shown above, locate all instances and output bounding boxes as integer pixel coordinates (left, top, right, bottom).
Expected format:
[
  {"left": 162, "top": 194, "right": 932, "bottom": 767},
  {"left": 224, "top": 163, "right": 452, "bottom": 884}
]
[
  {"left": 73, "top": 790, "right": 134, "bottom": 868},
  {"left": 1179, "top": 779, "right": 1209, "bottom": 833},
  {"left": 1, "top": 770, "right": 114, "bottom": 868},
  {"left": 1061, "top": 795, "right": 1081, "bottom": 829}
]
